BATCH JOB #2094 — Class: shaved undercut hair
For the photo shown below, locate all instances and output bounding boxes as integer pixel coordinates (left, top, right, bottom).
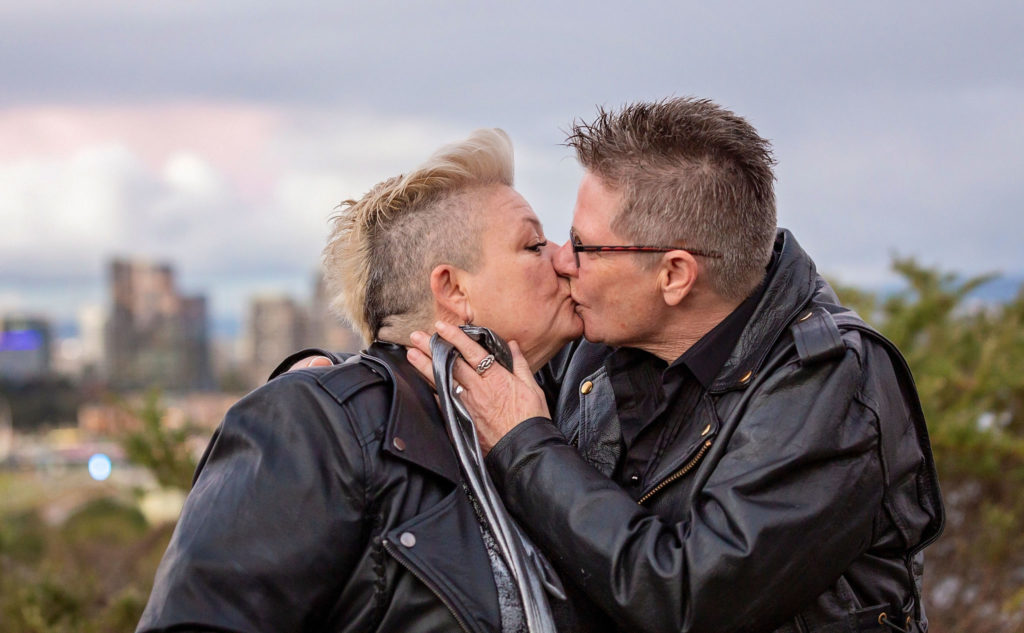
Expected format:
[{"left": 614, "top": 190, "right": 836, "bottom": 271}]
[
  {"left": 324, "top": 129, "right": 514, "bottom": 343},
  {"left": 567, "top": 97, "right": 777, "bottom": 300}
]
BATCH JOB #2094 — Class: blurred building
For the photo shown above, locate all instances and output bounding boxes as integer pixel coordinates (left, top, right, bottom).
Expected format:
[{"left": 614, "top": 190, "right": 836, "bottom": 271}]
[
  {"left": 53, "top": 305, "right": 108, "bottom": 379},
  {"left": 246, "top": 294, "right": 309, "bottom": 385},
  {"left": 0, "top": 315, "right": 53, "bottom": 381},
  {"left": 106, "top": 259, "right": 213, "bottom": 391},
  {"left": 78, "top": 304, "right": 108, "bottom": 376}
]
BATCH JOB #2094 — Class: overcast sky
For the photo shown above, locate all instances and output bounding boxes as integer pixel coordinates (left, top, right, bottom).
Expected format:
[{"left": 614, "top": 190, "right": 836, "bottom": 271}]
[{"left": 2, "top": 1, "right": 1022, "bottom": 327}]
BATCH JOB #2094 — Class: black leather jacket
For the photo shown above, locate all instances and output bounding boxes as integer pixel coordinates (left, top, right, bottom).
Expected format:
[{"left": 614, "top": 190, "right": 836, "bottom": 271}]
[
  {"left": 137, "top": 343, "right": 508, "bottom": 633},
  {"left": 486, "top": 230, "right": 944, "bottom": 633}
]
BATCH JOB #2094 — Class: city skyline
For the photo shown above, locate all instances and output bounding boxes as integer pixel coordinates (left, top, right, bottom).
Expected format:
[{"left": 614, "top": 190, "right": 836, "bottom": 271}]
[
  {"left": 2, "top": 2, "right": 1023, "bottom": 329},
  {"left": 0, "top": 254, "right": 359, "bottom": 393}
]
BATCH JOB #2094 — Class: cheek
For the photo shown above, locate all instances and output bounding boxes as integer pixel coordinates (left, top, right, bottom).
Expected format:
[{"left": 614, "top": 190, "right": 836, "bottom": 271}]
[{"left": 533, "top": 262, "right": 560, "bottom": 292}]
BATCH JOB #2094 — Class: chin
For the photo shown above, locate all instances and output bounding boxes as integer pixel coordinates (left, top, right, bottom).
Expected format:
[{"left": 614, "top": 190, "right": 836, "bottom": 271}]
[
  {"left": 560, "top": 308, "right": 585, "bottom": 340},
  {"left": 580, "top": 320, "right": 608, "bottom": 345},
  {"left": 570, "top": 314, "right": 585, "bottom": 337}
]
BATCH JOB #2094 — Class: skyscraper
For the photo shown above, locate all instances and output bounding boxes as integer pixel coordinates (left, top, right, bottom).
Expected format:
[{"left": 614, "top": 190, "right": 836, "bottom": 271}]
[
  {"left": 106, "top": 259, "right": 212, "bottom": 391},
  {"left": 245, "top": 294, "right": 309, "bottom": 385}
]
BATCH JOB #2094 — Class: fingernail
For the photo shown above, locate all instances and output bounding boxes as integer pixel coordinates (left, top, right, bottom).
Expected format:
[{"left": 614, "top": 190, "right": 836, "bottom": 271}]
[
  {"left": 435, "top": 321, "right": 447, "bottom": 331},
  {"left": 410, "top": 331, "right": 424, "bottom": 344}
]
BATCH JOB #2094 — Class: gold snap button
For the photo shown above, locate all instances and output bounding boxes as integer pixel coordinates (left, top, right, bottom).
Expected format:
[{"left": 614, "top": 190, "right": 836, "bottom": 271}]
[
  {"left": 580, "top": 381, "right": 594, "bottom": 395},
  {"left": 700, "top": 424, "right": 711, "bottom": 436},
  {"left": 739, "top": 370, "right": 753, "bottom": 384},
  {"left": 400, "top": 532, "right": 416, "bottom": 547},
  {"left": 392, "top": 437, "right": 406, "bottom": 451}
]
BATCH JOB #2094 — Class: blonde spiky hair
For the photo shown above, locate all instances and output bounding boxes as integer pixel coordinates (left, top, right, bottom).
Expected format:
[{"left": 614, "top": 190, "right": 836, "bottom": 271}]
[{"left": 323, "top": 128, "right": 514, "bottom": 344}]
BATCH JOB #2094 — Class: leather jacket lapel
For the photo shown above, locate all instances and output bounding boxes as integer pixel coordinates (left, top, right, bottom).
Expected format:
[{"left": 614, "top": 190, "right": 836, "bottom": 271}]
[
  {"left": 364, "top": 343, "right": 461, "bottom": 484},
  {"left": 383, "top": 488, "right": 501, "bottom": 633}
]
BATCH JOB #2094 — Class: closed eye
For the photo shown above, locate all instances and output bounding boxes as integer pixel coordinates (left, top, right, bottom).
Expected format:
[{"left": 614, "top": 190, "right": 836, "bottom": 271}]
[{"left": 525, "top": 240, "right": 548, "bottom": 252}]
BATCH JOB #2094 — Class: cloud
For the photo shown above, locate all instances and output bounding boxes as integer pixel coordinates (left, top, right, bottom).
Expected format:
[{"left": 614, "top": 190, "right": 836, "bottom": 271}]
[
  {"left": 0, "top": 104, "right": 584, "bottom": 321},
  {"left": 776, "top": 84, "right": 1024, "bottom": 284},
  {"left": 2, "top": 1, "right": 1023, "bottom": 322}
]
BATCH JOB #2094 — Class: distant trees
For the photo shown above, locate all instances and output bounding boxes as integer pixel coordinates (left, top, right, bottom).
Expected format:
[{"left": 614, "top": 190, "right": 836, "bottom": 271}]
[
  {"left": 834, "top": 258, "right": 1024, "bottom": 631},
  {"left": 0, "top": 392, "right": 191, "bottom": 632},
  {"left": 120, "top": 390, "right": 198, "bottom": 492}
]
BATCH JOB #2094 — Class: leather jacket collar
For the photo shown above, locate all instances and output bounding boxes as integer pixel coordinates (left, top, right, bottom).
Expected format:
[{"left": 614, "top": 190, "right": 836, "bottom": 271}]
[
  {"left": 712, "top": 229, "right": 818, "bottom": 393},
  {"left": 363, "top": 341, "right": 461, "bottom": 484}
]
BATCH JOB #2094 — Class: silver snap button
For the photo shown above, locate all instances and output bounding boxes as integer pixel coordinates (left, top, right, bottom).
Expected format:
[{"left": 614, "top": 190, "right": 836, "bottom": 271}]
[
  {"left": 400, "top": 532, "right": 416, "bottom": 548},
  {"left": 392, "top": 437, "right": 406, "bottom": 451}
]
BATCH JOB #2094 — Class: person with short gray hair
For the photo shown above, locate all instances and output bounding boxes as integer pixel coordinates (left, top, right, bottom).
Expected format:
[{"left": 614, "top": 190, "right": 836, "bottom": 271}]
[
  {"left": 416, "top": 97, "right": 944, "bottom": 633},
  {"left": 567, "top": 98, "right": 777, "bottom": 300}
]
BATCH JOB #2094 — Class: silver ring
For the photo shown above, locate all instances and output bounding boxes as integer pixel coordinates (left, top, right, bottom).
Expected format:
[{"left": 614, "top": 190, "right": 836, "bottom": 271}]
[
  {"left": 475, "top": 354, "right": 495, "bottom": 375},
  {"left": 454, "top": 385, "right": 465, "bottom": 396}
]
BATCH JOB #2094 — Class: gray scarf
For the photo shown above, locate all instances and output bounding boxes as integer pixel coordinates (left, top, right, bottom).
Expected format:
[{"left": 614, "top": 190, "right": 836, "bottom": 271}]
[{"left": 430, "top": 326, "right": 565, "bottom": 633}]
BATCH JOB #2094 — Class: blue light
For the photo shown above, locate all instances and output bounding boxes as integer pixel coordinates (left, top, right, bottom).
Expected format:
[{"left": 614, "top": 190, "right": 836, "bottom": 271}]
[
  {"left": 0, "top": 329, "right": 42, "bottom": 351},
  {"left": 88, "top": 453, "right": 112, "bottom": 481}
]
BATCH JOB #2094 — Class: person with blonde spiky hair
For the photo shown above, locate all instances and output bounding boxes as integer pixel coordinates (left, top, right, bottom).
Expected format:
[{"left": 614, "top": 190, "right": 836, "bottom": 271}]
[{"left": 138, "top": 129, "right": 583, "bottom": 633}]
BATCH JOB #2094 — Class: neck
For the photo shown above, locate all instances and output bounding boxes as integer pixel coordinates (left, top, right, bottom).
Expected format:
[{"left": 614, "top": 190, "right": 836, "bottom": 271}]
[
  {"left": 375, "top": 325, "right": 415, "bottom": 348},
  {"left": 519, "top": 339, "right": 564, "bottom": 374},
  {"left": 641, "top": 298, "right": 740, "bottom": 363},
  {"left": 380, "top": 321, "right": 555, "bottom": 374}
]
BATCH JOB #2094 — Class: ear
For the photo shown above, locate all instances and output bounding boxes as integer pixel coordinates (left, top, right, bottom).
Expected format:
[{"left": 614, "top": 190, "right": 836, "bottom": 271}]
[
  {"left": 658, "top": 250, "right": 699, "bottom": 306},
  {"left": 430, "top": 264, "right": 473, "bottom": 323}
]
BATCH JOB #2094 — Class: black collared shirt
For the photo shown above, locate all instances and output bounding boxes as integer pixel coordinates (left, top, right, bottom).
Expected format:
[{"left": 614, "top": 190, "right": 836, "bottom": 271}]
[{"left": 606, "top": 267, "right": 772, "bottom": 494}]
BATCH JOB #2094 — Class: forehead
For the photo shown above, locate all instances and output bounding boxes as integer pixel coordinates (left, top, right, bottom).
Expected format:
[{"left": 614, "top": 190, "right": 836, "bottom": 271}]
[
  {"left": 479, "top": 185, "right": 541, "bottom": 232},
  {"left": 572, "top": 172, "right": 622, "bottom": 238}
]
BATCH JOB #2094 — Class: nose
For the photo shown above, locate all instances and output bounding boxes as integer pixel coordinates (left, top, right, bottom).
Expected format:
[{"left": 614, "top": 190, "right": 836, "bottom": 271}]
[{"left": 552, "top": 238, "right": 578, "bottom": 278}]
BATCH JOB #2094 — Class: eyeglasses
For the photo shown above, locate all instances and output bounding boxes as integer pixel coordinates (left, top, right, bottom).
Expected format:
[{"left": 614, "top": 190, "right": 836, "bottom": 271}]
[{"left": 569, "top": 227, "right": 723, "bottom": 268}]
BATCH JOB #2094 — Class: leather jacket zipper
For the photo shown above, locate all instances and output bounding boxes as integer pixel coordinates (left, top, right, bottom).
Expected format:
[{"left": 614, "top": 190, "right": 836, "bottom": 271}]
[
  {"left": 382, "top": 537, "right": 473, "bottom": 633},
  {"left": 638, "top": 439, "right": 713, "bottom": 505}
]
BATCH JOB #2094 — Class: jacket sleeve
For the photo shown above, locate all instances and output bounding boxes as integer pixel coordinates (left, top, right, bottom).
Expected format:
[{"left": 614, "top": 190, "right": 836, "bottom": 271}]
[
  {"left": 486, "top": 344, "right": 885, "bottom": 633},
  {"left": 137, "top": 372, "right": 369, "bottom": 633}
]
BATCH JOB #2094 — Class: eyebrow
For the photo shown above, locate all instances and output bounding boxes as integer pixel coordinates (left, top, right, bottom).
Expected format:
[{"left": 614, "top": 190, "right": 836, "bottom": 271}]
[{"left": 521, "top": 217, "right": 543, "bottom": 235}]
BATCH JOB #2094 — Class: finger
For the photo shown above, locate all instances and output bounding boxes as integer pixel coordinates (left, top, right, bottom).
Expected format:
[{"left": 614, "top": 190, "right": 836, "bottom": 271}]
[
  {"left": 507, "top": 341, "right": 534, "bottom": 383},
  {"left": 409, "top": 330, "right": 433, "bottom": 358},
  {"left": 289, "top": 355, "right": 331, "bottom": 371},
  {"left": 406, "top": 347, "right": 437, "bottom": 388},
  {"left": 508, "top": 341, "right": 547, "bottom": 404},
  {"left": 434, "top": 321, "right": 492, "bottom": 368},
  {"left": 450, "top": 353, "right": 490, "bottom": 390}
]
